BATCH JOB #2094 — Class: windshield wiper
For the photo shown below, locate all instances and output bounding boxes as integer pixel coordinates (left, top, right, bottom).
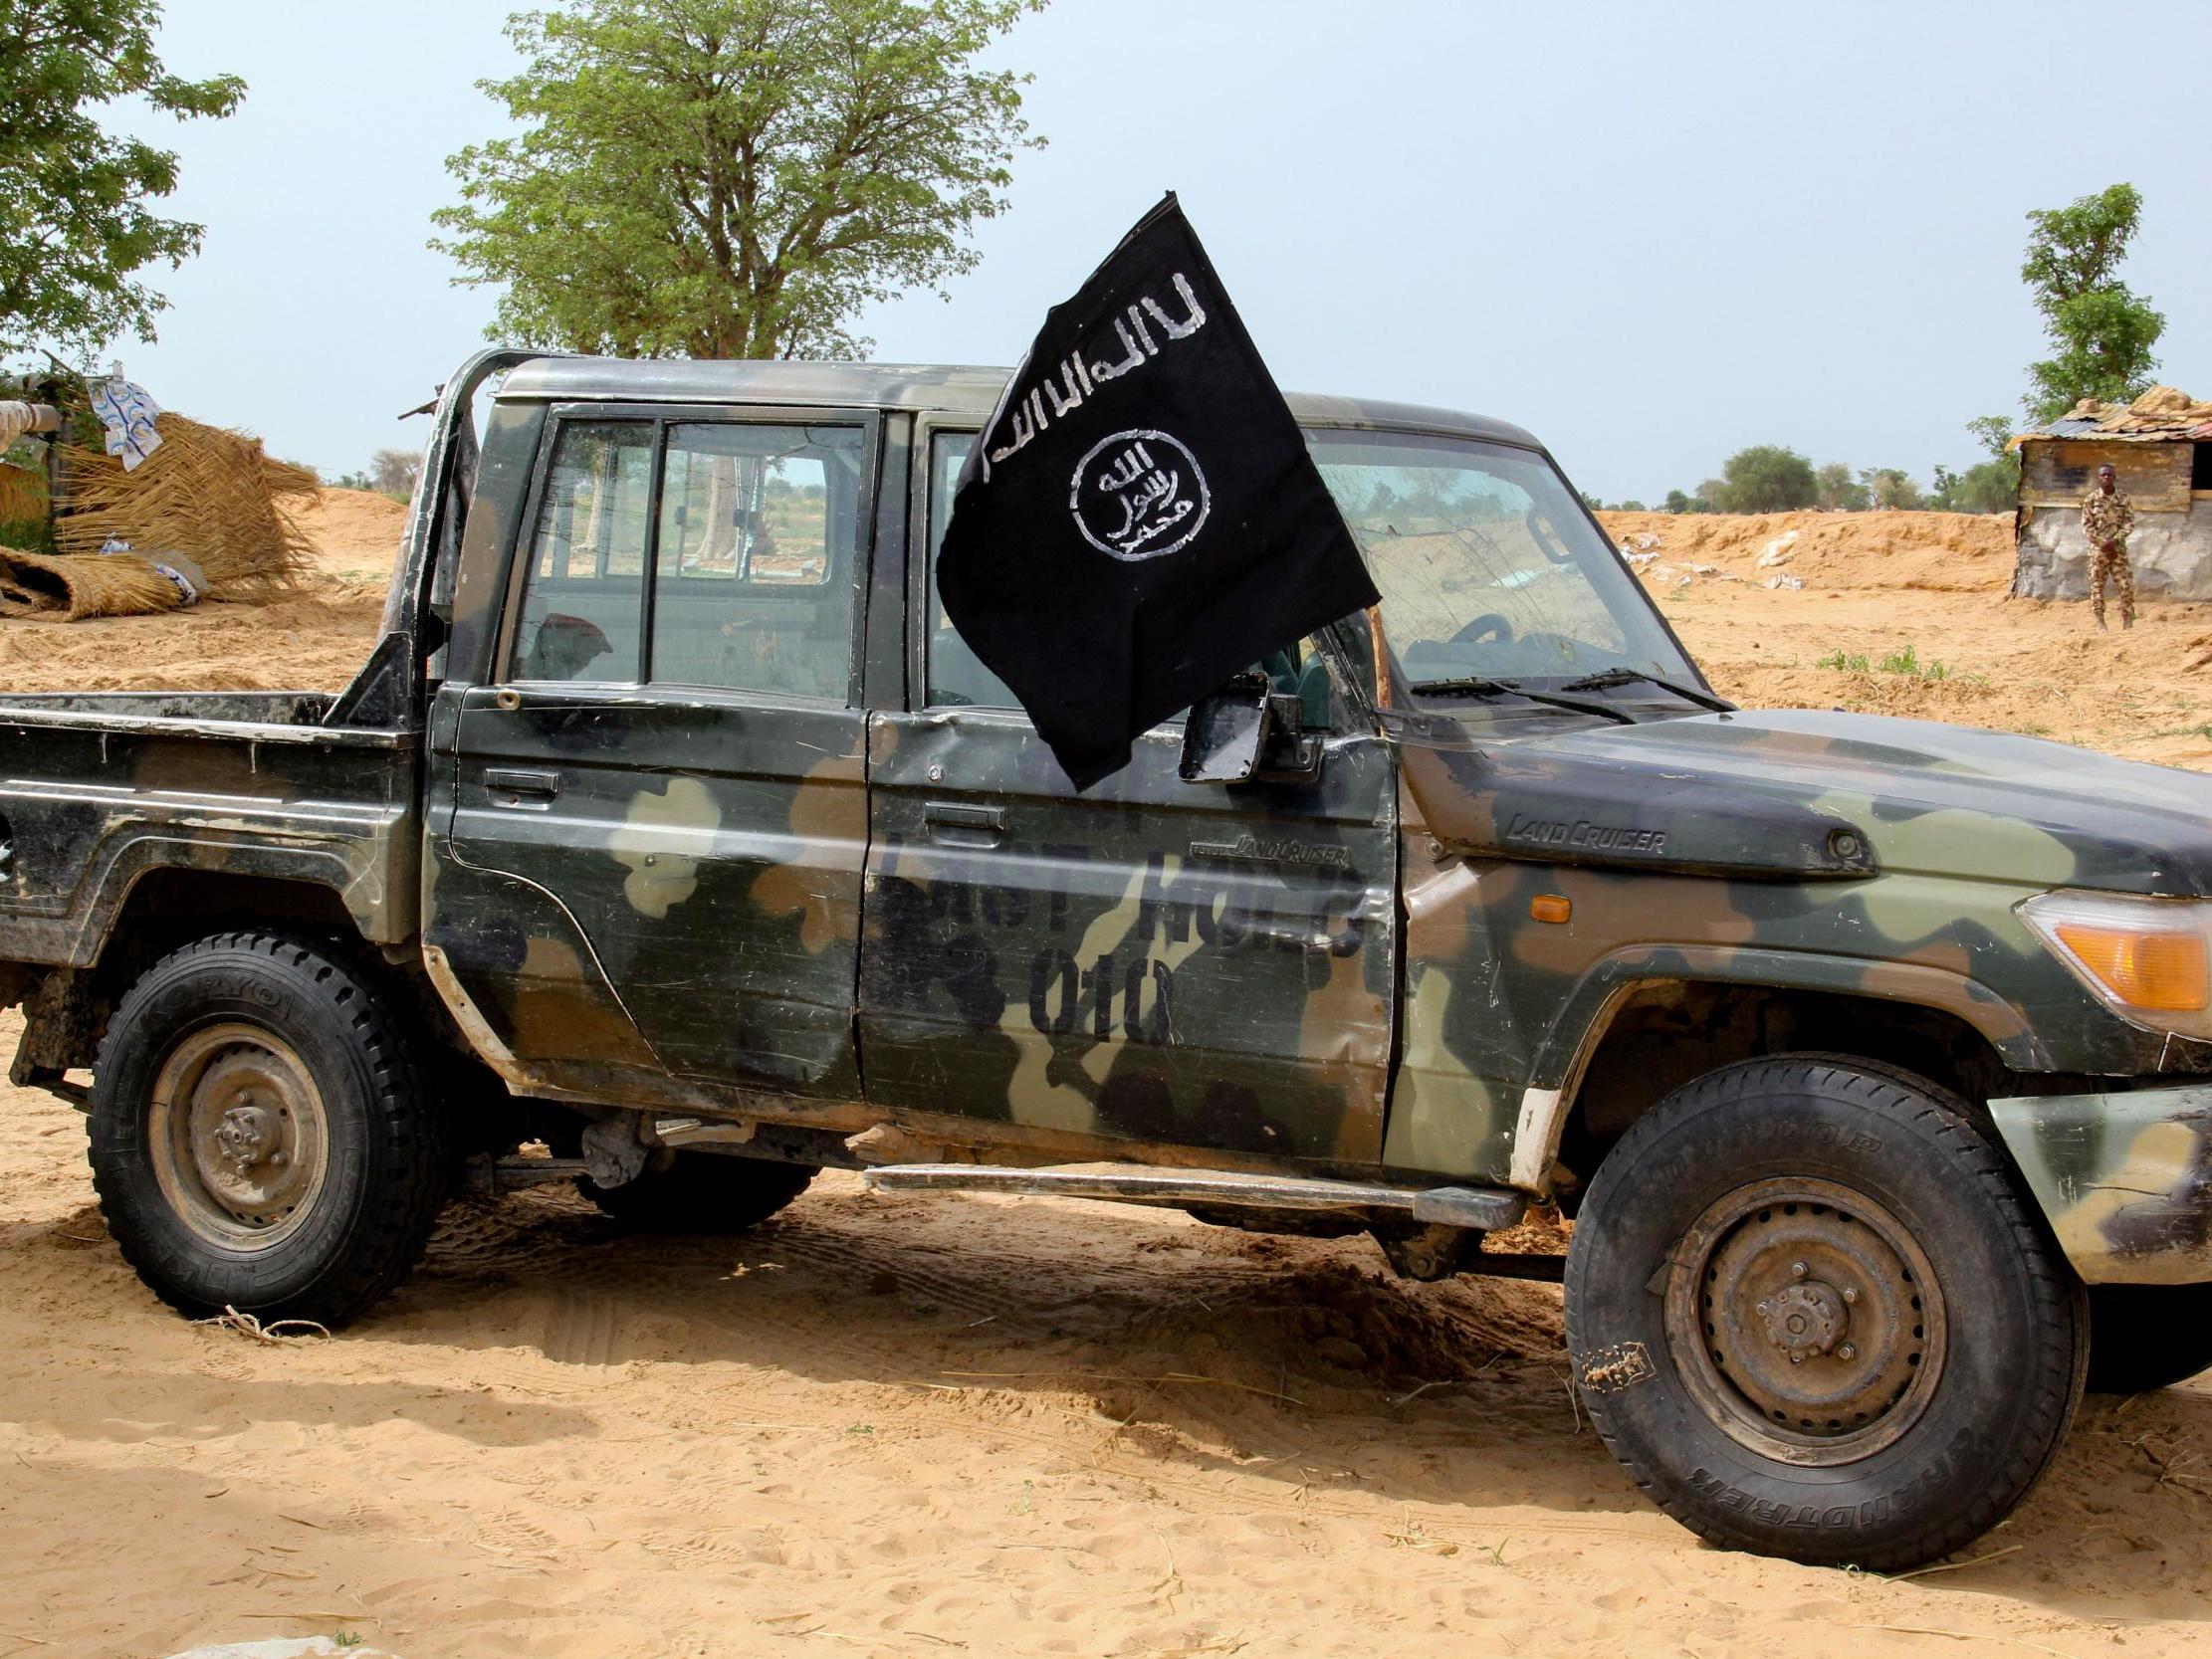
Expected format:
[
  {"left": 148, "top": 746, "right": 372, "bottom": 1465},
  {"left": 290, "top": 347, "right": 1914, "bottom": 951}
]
[
  {"left": 1560, "top": 668, "right": 1735, "bottom": 713},
  {"left": 1407, "top": 677, "right": 1637, "bottom": 725}
]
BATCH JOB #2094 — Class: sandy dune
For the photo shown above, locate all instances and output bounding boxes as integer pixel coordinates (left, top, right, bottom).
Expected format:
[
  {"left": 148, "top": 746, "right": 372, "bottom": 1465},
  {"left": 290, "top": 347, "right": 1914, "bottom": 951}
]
[{"left": 2, "top": 496, "right": 2210, "bottom": 1656}]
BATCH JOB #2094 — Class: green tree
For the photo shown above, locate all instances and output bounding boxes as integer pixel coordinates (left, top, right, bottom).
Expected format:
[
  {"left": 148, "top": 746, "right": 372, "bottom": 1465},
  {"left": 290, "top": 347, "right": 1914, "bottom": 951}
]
[
  {"left": 2020, "top": 183, "right": 2164, "bottom": 423},
  {"left": 0, "top": 1, "right": 242, "bottom": 359},
  {"left": 1815, "top": 461, "right": 1872, "bottom": 511},
  {"left": 1710, "top": 446, "right": 1817, "bottom": 513},
  {"left": 1931, "top": 415, "right": 2020, "bottom": 514},
  {"left": 1861, "top": 467, "right": 1924, "bottom": 511},
  {"left": 433, "top": 0, "right": 1045, "bottom": 359}
]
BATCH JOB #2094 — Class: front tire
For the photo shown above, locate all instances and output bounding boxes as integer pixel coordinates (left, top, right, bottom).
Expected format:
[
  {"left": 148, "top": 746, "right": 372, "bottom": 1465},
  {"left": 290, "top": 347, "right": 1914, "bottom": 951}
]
[
  {"left": 2087, "top": 1283, "right": 2212, "bottom": 1393},
  {"left": 88, "top": 932, "right": 452, "bottom": 1328},
  {"left": 1564, "top": 1056, "right": 2086, "bottom": 1570}
]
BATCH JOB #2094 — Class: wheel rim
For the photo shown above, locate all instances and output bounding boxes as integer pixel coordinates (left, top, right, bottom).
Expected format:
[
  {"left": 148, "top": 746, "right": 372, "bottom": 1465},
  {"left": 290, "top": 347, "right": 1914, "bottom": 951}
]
[
  {"left": 1662, "top": 1176, "right": 1947, "bottom": 1466},
  {"left": 147, "top": 1022, "right": 331, "bottom": 1251}
]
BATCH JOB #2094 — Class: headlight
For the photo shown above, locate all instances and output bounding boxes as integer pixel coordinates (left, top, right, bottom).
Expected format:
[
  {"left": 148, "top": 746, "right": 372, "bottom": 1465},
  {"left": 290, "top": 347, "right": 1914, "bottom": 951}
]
[{"left": 2018, "top": 890, "right": 2212, "bottom": 1036}]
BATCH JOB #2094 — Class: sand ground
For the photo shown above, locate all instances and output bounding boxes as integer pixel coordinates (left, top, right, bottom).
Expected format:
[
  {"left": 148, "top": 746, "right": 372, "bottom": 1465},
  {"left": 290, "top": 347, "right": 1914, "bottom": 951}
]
[{"left": 2, "top": 495, "right": 2210, "bottom": 1658}]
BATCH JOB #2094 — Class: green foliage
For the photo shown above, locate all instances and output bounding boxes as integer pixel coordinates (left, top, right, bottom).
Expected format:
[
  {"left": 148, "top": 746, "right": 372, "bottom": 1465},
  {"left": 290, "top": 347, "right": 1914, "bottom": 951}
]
[
  {"left": 1815, "top": 461, "right": 1872, "bottom": 512},
  {"left": 1860, "top": 467, "right": 1923, "bottom": 511},
  {"left": 0, "top": 0, "right": 243, "bottom": 358},
  {"left": 1965, "top": 414, "right": 2013, "bottom": 462},
  {"left": 1819, "top": 643, "right": 1950, "bottom": 680},
  {"left": 1928, "top": 416, "right": 2020, "bottom": 514},
  {"left": 433, "top": 0, "right": 1046, "bottom": 359},
  {"left": 0, "top": 513, "right": 54, "bottom": 555},
  {"left": 2020, "top": 183, "right": 2164, "bottom": 423},
  {"left": 1661, "top": 489, "right": 1695, "bottom": 514},
  {"left": 1931, "top": 462, "right": 2012, "bottom": 515},
  {"left": 1711, "top": 446, "right": 1817, "bottom": 513},
  {"left": 1615, "top": 498, "right": 1647, "bottom": 513}
]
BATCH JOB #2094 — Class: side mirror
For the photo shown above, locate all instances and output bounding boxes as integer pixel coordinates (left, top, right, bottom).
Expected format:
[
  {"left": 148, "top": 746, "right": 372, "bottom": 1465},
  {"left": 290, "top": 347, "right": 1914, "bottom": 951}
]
[{"left": 1180, "top": 674, "right": 1324, "bottom": 786}]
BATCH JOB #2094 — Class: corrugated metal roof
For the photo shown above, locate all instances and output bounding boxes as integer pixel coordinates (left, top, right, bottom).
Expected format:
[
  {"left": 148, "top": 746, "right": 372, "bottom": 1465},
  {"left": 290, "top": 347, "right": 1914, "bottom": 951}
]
[{"left": 2015, "top": 384, "right": 2212, "bottom": 446}]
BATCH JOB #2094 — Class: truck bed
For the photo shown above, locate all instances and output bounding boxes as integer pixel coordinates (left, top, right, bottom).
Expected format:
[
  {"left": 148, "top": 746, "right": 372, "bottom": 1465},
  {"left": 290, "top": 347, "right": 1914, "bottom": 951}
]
[{"left": 0, "top": 690, "right": 419, "bottom": 966}]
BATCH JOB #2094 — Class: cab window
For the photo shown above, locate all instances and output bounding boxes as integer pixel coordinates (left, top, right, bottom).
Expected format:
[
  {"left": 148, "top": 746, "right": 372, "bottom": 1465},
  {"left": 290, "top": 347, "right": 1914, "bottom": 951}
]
[
  {"left": 650, "top": 423, "right": 862, "bottom": 698},
  {"left": 509, "top": 417, "right": 865, "bottom": 700},
  {"left": 512, "top": 421, "right": 651, "bottom": 683},
  {"left": 923, "top": 431, "right": 1017, "bottom": 708}
]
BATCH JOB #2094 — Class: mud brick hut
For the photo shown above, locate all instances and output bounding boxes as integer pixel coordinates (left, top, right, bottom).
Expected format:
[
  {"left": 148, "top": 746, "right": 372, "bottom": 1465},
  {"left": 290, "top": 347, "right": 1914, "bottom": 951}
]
[{"left": 2012, "top": 385, "right": 2212, "bottom": 599}]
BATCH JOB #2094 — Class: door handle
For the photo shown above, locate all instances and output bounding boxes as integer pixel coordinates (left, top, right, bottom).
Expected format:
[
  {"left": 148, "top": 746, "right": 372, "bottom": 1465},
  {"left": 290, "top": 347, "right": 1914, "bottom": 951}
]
[
  {"left": 925, "top": 801, "right": 1005, "bottom": 846},
  {"left": 485, "top": 767, "right": 561, "bottom": 803}
]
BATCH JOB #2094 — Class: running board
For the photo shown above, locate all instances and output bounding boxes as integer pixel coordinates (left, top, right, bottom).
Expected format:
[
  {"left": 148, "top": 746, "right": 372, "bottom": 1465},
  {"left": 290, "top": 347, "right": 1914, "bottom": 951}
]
[{"left": 861, "top": 1162, "right": 1525, "bottom": 1230}]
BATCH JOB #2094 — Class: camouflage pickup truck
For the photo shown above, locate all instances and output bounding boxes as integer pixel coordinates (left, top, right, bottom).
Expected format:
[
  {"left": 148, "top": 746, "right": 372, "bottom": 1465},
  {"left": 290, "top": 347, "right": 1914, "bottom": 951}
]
[{"left": 7, "top": 349, "right": 2212, "bottom": 1569}]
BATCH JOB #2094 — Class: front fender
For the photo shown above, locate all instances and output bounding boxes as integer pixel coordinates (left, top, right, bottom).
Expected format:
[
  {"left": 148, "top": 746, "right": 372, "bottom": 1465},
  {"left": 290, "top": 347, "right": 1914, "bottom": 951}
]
[
  {"left": 1530, "top": 943, "right": 2051, "bottom": 1089},
  {"left": 1500, "top": 944, "right": 2046, "bottom": 1191}
]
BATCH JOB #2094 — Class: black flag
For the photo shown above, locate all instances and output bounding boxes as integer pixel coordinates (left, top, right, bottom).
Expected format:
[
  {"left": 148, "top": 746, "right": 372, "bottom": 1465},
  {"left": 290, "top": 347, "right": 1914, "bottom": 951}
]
[{"left": 936, "top": 194, "right": 1380, "bottom": 789}]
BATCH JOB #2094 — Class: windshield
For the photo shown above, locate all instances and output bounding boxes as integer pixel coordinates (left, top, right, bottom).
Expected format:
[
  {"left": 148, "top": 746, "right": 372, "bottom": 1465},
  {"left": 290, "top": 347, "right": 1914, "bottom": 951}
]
[{"left": 1309, "top": 430, "right": 1691, "bottom": 688}]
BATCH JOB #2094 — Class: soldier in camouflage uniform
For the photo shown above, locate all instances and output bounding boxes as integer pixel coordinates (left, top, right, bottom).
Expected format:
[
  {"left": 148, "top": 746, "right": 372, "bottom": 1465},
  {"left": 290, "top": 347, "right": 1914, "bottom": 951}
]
[{"left": 2081, "top": 462, "right": 2135, "bottom": 630}]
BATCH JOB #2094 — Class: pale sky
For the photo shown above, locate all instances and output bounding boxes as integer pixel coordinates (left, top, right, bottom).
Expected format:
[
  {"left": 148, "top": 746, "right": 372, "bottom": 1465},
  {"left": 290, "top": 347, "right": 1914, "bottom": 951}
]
[{"left": 106, "top": 0, "right": 2210, "bottom": 504}]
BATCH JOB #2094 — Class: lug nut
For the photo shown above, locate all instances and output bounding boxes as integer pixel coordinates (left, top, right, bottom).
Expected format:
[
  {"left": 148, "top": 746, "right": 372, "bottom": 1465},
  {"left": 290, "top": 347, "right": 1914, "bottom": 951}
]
[
  {"left": 1842, "top": 1287, "right": 1857, "bottom": 1303},
  {"left": 1838, "top": 1343, "right": 1857, "bottom": 1361},
  {"left": 1790, "top": 1261, "right": 1808, "bottom": 1279}
]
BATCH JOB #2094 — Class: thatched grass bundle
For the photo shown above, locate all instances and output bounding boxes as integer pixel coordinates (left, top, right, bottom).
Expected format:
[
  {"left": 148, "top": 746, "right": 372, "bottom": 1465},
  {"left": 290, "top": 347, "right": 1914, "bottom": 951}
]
[
  {"left": 0, "top": 545, "right": 193, "bottom": 621},
  {"left": 0, "top": 462, "right": 45, "bottom": 529},
  {"left": 51, "top": 413, "right": 317, "bottom": 597},
  {"left": 0, "top": 411, "right": 321, "bottom": 621}
]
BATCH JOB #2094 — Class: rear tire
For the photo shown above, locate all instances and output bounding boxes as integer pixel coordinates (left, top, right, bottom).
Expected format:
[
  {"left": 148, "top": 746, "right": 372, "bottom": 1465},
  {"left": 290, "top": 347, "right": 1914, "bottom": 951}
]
[
  {"left": 88, "top": 932, "right": 452, "bottom": 1328},
  {"left": 1564, "top": 1055, "right": 2086, "bottom": 1570},
  {"left": 581, "top": 1151, "right": 816, "bottom": 1233},
  {"left": 2087, "top": 1283, "right": 2212, "bottom": 1392}
]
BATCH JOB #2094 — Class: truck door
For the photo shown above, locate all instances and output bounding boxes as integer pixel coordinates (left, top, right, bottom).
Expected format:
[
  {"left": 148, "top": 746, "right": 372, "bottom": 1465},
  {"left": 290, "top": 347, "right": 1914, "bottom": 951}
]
[
  {"left": 857, "top": 427, "right": 1399, "bottom": 1165},
  {"left": 432, "top": 406, "right": 876, "bottom": 1100}
]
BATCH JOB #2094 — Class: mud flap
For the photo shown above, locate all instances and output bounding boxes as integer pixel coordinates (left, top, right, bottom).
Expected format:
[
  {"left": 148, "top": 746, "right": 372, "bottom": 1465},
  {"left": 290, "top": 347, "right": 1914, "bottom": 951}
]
[{"left": 1989, "top": 1085, "right": 2212, "bottom": 1284}]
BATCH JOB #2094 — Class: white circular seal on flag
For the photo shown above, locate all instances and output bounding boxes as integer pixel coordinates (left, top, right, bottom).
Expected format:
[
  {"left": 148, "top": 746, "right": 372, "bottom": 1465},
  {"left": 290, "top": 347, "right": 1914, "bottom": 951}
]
[{"left": 1069, "top": 430, "right": 1211, "bottom": 561}]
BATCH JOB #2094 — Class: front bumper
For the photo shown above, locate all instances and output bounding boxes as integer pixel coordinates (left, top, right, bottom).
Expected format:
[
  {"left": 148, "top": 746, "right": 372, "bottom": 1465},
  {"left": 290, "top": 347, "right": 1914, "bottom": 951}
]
[{"left": 1991, "top": 1084, "right": 2212, "bottom": 1284}]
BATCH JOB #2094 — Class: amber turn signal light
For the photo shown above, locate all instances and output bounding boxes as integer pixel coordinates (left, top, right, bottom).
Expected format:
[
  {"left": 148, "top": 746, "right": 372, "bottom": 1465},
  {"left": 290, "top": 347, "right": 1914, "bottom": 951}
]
[
  {"left": 2051, "top": 922, "right": 2210, "bottom": 1011},
  {"left": 1531, "top": 894, "right": 1572, "bottom": 926}
]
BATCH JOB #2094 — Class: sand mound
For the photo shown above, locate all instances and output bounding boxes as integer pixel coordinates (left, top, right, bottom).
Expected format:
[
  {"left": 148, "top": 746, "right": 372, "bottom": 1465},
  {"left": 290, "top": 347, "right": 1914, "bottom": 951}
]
[
  {"left": 1600, "top": 508, "right": 2014, "bottom": 592},
  {"left": 290, "top": 487, "right": 409, "bottom": 577}
]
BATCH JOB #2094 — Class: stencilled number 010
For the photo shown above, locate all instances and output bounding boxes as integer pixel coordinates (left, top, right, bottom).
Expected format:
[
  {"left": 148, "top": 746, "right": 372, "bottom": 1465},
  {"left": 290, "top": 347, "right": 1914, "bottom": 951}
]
[{"left": 1027, "top": 948, "right": 1175, "bottom": 1045}]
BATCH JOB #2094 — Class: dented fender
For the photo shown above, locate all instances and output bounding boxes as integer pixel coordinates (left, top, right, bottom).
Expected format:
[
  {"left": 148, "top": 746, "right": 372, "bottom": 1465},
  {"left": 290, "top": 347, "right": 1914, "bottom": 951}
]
[{"left": 1990, "top": 1084, "right": 2212, "bottom": 1284}]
